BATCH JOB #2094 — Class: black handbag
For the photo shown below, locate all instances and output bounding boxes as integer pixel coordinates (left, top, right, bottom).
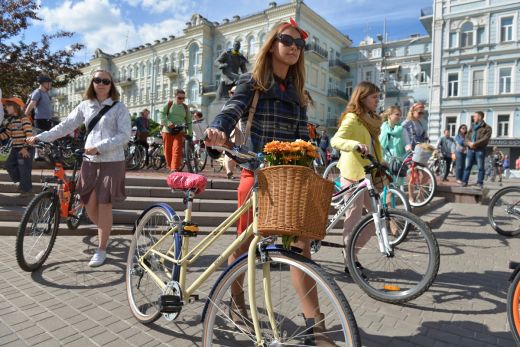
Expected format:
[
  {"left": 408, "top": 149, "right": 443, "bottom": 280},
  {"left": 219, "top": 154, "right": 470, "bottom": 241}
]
[{"left": 167, "top": 126, "right": 185, "bottom": 135}]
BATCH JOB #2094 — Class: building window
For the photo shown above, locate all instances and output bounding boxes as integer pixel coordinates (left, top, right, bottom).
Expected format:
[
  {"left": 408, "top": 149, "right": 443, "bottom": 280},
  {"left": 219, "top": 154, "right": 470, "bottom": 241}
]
[
  {"left": 365, "top": 71, "right": 372, "bottom": 83},
  {"left": 460, "top": 22, "right": 474, "bottom": 47},
  {"left": 501, "top": 17, "right": 514, "bottom": 42},
  {"left": 346, "top": 81, "right": 353, "bottom": 99},
  {"left": 446, "top": 117, "right": 457, "bottom": 136},
  {"left": 449, "top": 32, "right": 458, "bottom": 48},
  {"left": 499, "top": 67, "right": 512, "bottom": 94},
  {"left": 247, "top": 36, "right": 256, "bottom": 58},
  {"left": 448, "top": 73, "right": 459, "bottom": 97},
  {"left": 216, "top": 44, "right": 222, "bottom": 58},
  {"left": 497, "top": 115, "right": 510, "bottom": 137},
  {"left": 419, "top": 70, "right": 427, "bottom": 83},
  {"left": 472, "top": 70, "right": 484, "bottom": 96},
  {"left": 477, "top": 27, "right": 485, "bottom": 44},
  {"left": 259, "top": 33, "right": 266, "bottom": 46}
]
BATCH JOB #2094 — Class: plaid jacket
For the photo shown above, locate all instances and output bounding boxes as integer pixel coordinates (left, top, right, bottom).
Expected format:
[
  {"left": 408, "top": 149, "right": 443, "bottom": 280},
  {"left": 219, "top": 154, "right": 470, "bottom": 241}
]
[{"left": 210, "top": 73, "right": 309, "bottom": 155}]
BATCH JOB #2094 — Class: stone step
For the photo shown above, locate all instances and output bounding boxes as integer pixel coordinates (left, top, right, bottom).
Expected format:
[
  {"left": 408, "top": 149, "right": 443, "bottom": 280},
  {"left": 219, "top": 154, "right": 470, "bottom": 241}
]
[
  {"left": 0, "top": 171, "right": 240, "bottom": 190},
  {"left": 412, "top": 196, "right": 447, "bottom": 216},
  {"left": 435, "top": 182, "right": 488, "bottom": 204}
]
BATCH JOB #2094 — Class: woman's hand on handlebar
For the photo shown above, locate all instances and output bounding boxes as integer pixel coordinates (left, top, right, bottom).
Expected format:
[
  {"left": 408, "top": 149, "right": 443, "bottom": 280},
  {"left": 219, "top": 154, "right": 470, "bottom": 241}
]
[
  {"left": 204, "top": 128, "right": 227, "bottom": 147},
  {"left": 354, "top": 143, "right": 369, "bottom": 156},
  {"left": 25, "top": 136, "right": 39, "bottom": 145}
]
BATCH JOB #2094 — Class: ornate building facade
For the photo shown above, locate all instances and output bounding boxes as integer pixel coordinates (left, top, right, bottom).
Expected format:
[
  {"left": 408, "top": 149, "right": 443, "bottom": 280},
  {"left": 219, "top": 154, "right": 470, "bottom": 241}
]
[
  {"left": 52, "top": 0, "right": 352, "bottom": 128},
  {"left": 426, "top": 0, "right": 520, "bottom": 159}
]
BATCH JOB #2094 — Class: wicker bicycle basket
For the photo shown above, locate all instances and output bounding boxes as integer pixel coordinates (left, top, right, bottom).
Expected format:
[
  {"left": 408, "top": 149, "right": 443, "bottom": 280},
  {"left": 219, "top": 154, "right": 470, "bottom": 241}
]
[{"left": 257, "top": 165, "right": 333, "bottom": 240}]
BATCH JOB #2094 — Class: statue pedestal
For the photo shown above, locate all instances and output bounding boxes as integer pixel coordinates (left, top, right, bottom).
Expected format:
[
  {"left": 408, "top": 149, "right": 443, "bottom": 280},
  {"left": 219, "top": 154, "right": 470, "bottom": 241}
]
[{"left": 207, "top": 99, "right": 228, "bottom": 124}]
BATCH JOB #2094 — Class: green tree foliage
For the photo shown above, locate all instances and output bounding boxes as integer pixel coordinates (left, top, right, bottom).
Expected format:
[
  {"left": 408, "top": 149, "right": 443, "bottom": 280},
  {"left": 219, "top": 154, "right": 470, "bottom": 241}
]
[{"left": 0, "top": 0, "right": 84, "bottom": 98}]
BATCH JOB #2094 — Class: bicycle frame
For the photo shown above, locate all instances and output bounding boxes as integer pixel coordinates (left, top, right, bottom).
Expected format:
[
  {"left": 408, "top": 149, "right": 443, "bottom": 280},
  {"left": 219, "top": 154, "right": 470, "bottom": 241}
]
[
  {"left": 325, "top": 173, "right": 393, "bottom": 256},
  {"left": 136, "top": 187, "right": 278, "bottom": 345}
]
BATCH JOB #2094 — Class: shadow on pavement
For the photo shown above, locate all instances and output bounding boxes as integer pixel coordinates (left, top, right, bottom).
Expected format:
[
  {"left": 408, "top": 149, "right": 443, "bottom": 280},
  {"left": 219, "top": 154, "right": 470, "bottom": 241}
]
[{"left": 360, "top": 320, "right": 515, "bottom": 347}]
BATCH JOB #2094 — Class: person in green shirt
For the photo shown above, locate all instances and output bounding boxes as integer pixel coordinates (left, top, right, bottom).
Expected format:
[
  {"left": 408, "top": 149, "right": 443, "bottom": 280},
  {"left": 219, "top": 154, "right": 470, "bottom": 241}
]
[{"left": 160, "top": 89, "right": 192, "bottom": 171}]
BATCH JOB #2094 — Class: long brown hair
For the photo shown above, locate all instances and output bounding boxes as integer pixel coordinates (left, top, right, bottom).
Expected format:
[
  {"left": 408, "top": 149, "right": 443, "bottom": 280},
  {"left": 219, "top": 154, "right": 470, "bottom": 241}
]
[
  {"left": 251, "top": 22, "right": 306, "bottom": 105},
  {"left": 338, "top": 81, "right": 380, "bottom": 126},
  {"left": 84, "top": 69, "right": 120, "bottom": 101}
]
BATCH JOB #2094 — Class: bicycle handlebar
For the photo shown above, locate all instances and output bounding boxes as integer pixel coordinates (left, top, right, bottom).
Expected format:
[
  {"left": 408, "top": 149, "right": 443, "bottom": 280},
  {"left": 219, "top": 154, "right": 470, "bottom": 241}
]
[{"left": 203, "top": 134, "right": 261, "bottom": 164}]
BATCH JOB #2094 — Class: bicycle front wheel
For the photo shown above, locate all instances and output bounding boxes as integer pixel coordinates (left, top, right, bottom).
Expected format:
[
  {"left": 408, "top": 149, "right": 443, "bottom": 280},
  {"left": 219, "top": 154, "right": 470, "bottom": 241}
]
[
  {"left": 195, "top": 143, "right": 208, "bottom": 172},
  {"left": 203, "top": 247, "right": 361, "bottom": 346},
  {"left": 16, "top": 190, "right": 60, "bottom": 272},
  {"left": 126, "top": 206, "right": 180, "bottom": 324},
  {"left": 488, "top": 186, "right": 520, "bottom": 236},
  {"left": 183, "top": 139, "right": 195, "bottom": 173},
  {"left": 402, "top": 164, "right": 437, "bottom": 207},
  {"left": 346, "top": 209, "right": 439, "bottom": 303},
  {"left": 508, "top": 270, "right": 520, "bottom": 345},
  {"left": 66, "top": 193, "right": 85, "bottom": 230}
]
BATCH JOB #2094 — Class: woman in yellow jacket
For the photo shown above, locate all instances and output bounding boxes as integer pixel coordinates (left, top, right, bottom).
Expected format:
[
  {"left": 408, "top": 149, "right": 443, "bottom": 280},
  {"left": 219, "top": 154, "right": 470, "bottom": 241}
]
[{"left": 330, "top": 81, "right": 383, "bottom": 274}]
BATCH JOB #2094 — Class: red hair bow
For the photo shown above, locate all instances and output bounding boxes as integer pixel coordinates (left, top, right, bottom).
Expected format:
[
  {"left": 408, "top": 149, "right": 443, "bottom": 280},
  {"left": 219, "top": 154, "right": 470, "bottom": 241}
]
[{"left": 288, "top": 18, "right": 309, "bottom": 40}]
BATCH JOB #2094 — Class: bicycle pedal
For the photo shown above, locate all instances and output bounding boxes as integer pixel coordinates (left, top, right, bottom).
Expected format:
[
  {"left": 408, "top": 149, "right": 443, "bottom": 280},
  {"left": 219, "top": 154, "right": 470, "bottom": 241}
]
[
  {"left": 159, "top": 295, "right": 183, "bottom": 313},
  {"left": 188, "top": 295, "right": 199, "bottom": 303},
  {"left": 181, "top": 223, "right": 199, "bottom": 237}
]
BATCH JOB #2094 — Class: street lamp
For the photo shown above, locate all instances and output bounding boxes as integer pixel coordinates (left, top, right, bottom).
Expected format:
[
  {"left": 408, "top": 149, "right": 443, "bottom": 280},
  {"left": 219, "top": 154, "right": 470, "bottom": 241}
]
[{"left": 377, "top": 33, "right": 386, "bottom": 113}]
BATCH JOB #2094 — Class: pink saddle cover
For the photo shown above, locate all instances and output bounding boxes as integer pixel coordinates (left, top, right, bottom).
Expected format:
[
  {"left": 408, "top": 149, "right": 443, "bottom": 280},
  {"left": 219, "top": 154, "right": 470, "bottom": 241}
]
[{"left": 166, "top": 172, "right": 207, "bottom": 195}]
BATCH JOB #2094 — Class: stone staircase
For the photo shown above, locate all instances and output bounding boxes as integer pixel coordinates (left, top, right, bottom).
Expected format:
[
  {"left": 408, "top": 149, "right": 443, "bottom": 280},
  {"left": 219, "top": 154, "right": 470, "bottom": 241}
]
[{"left": 0, "top": 169, "right": 448, "bottom": 235}]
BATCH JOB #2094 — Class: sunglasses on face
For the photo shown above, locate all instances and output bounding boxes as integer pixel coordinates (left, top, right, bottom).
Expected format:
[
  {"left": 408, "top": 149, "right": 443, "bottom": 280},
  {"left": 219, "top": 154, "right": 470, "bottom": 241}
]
[
  {"left": 277, "top": 34, "right": 305, "bottom": 49},
  {"left": 177, "top": 96, "right": 185, "bottom": 100},
  {"left": 93, "top": 78, "right": 111, "bottom": 85}
]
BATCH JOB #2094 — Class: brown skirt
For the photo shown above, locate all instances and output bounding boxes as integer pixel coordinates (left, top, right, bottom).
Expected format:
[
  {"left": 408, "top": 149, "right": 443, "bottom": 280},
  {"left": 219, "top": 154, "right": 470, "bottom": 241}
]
[{"left": 76, "top": 161, "right": 126, "bottom": 204}]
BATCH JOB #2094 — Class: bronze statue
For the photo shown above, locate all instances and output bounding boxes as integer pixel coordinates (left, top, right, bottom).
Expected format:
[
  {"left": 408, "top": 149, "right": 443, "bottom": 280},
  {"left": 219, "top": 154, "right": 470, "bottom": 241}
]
[{"left": 215, "top": 41, "right": 248, "bottom": 100}]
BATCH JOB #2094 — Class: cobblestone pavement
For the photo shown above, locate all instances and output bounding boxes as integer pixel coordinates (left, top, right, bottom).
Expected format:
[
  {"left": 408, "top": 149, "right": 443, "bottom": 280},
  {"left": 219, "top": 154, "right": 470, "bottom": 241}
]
[{"left": 0, "top": 202, "right": 518, "bottom": 346}]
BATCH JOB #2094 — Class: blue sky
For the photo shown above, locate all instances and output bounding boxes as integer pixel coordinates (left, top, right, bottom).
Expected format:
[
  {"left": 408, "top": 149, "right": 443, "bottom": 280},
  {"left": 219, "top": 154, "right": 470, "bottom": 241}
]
[{"left": 28, "top": 0, "right": 433, "bottom": 62}]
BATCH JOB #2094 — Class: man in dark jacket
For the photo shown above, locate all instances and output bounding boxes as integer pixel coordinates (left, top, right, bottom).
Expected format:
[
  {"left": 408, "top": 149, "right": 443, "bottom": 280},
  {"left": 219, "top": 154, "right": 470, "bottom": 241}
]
[{"left": 461, "top": 111, "right": 492, "bottom": 188}]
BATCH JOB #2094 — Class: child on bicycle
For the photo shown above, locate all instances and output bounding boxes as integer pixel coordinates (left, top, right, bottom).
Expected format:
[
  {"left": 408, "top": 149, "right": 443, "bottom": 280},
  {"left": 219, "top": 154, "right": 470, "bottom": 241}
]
[
  {"left": 0, "top": 97, "right": 34, "bottom": 196},
  {"left": 330, "top": 81, "right": 383, "bottom": 275},
  {"left": 205, "top": 20, "right": 336, "bottom": 346}
]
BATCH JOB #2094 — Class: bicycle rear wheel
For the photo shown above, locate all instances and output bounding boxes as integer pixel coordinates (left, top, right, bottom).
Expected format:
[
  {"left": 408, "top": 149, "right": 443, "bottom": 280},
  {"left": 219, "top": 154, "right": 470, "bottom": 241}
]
[
  {"left": 126, "top": 206, "right": 180, "bottom": 324},
  {"left": 16, "top": 191, "right": 60, "bottom": 272},
  {"left": 488, "top": 186, "right": 520, "bottom": 236},
  {"left": 195, "top": 143, "right": 208, "bottom": 172},
  {"left": 508, "top": 270, "right": 520, "bottom": 345},
  {"left": 346, "top": 209, "right": 439, "bottom": 303},
  {"left": 402, "top": 164, "right": 437, "bottom": 207},
  {"left": 203, "top": 247, "right": 361, "bottom": 346},
  {"left": 183, "top": 139, "right": 196, "bottom": 173}
]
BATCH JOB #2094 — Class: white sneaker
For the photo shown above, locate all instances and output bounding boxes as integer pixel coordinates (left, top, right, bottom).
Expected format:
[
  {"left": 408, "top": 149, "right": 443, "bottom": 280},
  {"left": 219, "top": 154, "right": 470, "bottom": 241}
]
[{"left": 88, "top": 250, "right": 106, "bottom": 267}]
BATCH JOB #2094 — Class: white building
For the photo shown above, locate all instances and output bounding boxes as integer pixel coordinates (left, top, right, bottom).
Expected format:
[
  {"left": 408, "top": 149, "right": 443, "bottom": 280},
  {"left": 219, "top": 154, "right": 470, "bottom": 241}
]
[
  {"left": 425, "top": 0, "right": 520, "bottom": 159},
  {"left": 52, "top": 0, "right": 352, "bottom": 128}
]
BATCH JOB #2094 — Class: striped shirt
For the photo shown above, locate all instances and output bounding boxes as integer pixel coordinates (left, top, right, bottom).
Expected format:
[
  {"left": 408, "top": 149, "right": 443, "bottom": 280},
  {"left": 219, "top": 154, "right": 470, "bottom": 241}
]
[
  {"left": 0, "top": 115, "right": 33, "bottom": 148},
  {"left": 210, "top": 73, "right": 309, "bottom": 156}
]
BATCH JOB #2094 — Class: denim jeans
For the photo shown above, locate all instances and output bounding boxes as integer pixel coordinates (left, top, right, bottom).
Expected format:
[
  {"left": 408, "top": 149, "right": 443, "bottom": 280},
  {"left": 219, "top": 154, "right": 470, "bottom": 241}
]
[
  {"left": 5, "top": 147, "right": 35, "bottom": 192},
  {"left": 455, "top": 151, "right": 466, "bottom": 181},
  {"left": 462, "top": 149, "right": 485, "bottom": 185}
]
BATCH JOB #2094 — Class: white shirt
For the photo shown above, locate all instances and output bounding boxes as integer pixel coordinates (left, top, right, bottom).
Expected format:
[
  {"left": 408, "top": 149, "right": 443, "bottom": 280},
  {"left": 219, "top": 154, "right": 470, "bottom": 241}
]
[{"left": 37, "top": 98, "right": 131, "bottom": 162}]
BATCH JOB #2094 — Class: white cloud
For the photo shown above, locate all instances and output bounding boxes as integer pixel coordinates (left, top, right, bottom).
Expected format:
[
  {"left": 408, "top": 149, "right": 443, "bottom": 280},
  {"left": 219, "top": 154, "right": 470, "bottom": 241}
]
[{"left": 123, "top": 0, "right": 194, "bottom": 14}]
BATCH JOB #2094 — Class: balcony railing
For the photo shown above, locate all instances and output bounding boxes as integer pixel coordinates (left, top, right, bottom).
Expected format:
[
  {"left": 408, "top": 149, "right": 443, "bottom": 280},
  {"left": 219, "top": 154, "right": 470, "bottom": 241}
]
[
  {"left": 162, "top": 67, "right": 178, "bottom": 78},
  {"left": 304, "top": 43, "right": 328, "bottom": 63},
  {"left": 115, "top": 77, "right": 134, "bottom": 87},
  {"left": 327, "top": 88, "right": 348, "bottom": 102},
  {"left": 329, "top": 59, "right": 350, "bottom": 77},
  {"left": 421, "top": 6, "right": 433, "bottom": 17}
]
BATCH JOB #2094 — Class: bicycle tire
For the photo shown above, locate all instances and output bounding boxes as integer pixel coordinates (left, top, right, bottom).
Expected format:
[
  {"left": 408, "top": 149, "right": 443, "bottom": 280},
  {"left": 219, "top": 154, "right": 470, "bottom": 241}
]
[
  {"left": 203, "top": 248, "right": 361, "bottom": 346},
  {"left": 126, "top": 205, "right": 180, "bottom": 324},
  {"left": 346, "top": 208, "right": 439, "bottom": 303},
  {"left": 16, "top": 190, "right": 60, "bottom": 272},
  {"left": 402, "top": 163, "right": 437, "bottom": 207},
  {"left": 66, "top": 193, "right": 85, "bottom": 230},
  {"left": 439, "top": 159, "right": 447, "bottom": 179},
  {"left": 488, "top": 186, "right": 520, "bottom": 236},
  {"left": 508, "top": 270, "right": 520, "bottom": 345},
  {"left": 195, "top": 144, "right": 207, "bottom": 172},
  {"left": 183, "top": 139, "right": 195, "bottom": 173}
]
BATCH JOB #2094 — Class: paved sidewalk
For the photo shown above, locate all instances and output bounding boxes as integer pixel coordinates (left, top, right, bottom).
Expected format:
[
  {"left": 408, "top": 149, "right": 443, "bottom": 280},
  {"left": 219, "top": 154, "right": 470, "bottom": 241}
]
[{"left": 0, "top": 202, "right": 518, "bottom": 346}]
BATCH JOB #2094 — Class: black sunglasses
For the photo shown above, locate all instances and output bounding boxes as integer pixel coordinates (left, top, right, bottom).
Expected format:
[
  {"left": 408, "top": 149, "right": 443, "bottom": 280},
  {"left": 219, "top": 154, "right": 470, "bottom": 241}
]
[
  {"left": 93, "top": 77, "right": 111, "bottom": 85},
  {"left": 176, "top": 96, "right": 185, "bottom": 100},
  {"left": 277, "top": 34, "right": 305, "bottom": 49}
]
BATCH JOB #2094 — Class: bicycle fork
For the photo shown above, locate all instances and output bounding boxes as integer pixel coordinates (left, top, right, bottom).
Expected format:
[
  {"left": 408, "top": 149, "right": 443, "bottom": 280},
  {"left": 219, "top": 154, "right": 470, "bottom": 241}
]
[{"left": 368, "top": 189, "right": 393, "bottom": 257}]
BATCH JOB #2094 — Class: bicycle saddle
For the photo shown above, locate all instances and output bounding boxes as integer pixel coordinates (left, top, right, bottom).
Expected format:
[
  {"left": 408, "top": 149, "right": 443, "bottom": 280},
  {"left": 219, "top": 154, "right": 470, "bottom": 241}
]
[{"left": 166, "top": 172, "right": 207, "bottom": 195}]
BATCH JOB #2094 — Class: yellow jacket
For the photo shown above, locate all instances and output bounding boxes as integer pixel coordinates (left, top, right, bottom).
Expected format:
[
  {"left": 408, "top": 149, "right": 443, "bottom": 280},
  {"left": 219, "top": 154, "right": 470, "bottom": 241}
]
[{"left": 330, "top": 112, "right": 383, "bottom": 181}]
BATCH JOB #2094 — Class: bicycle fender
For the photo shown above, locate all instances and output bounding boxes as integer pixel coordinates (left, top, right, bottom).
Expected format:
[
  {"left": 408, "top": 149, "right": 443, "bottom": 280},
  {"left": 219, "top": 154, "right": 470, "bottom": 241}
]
[
  {"left": 200, "top": 244, "right": 302, "bottom": 322},
  {"left": 509, "top": 261, "right": 520, "bottom": 281},
  {"left": 131, "top": 203, "right": 180, "bottom": 234}
]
